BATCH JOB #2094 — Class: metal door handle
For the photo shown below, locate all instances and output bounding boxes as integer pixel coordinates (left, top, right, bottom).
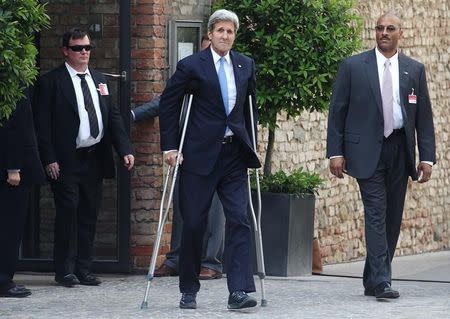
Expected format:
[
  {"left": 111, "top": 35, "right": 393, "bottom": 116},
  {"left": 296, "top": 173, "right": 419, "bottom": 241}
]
[{"left": 102, "top": 71, "right": 127, "bottom": 81}]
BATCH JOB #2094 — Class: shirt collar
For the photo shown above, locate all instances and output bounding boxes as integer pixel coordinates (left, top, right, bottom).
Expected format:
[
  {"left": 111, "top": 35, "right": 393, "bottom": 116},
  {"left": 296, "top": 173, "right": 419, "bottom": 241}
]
[
  {"left": 210, "top": 47, "right": 231, "bottom": 65},
  {"left": 375, "top": 47, "right": 398, "bottom": 65},
  {"left": 65, "top": 62, "right": 92, "bottom": 78}
]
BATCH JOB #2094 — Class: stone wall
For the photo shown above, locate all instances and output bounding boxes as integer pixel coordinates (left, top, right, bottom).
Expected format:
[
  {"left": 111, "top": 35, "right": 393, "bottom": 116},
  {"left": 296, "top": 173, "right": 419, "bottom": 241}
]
[{"left": 262, "top": 0, "right": 449, "bottom": 264}]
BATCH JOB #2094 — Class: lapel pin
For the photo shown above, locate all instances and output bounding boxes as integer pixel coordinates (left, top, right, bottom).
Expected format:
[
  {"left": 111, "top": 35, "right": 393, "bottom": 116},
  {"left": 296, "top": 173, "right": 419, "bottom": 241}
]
[
  {"left": 238, "top": 64, "right": 242, "bottom": 68},
  {"left": 403, "top": 71, "right": 408, "bottom": 75}
]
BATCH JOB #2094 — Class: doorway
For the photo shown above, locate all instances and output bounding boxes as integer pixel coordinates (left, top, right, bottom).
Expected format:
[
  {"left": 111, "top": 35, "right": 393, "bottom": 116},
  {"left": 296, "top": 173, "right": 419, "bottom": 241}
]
[{"left": 18, "top": 0, "right": 131, "bottom": 273}]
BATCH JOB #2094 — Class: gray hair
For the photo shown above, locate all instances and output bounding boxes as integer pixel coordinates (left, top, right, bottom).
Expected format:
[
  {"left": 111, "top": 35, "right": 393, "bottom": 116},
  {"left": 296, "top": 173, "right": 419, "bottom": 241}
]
[{"left": 207, "top": 9, "right": 239, "bottom": 32}]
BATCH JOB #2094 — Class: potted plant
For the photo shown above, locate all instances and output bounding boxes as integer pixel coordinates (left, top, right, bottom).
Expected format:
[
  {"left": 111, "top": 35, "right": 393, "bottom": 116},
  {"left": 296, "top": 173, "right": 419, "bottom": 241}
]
[{"left": 251, "top": 168, "right": 324, "bottom": 276}]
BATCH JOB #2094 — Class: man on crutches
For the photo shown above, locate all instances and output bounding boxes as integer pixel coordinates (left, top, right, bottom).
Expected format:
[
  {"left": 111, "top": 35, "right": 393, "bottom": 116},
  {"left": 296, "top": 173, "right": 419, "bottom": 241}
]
[{"left": 159, "top": 9, "right": 261, "bottom": 310}]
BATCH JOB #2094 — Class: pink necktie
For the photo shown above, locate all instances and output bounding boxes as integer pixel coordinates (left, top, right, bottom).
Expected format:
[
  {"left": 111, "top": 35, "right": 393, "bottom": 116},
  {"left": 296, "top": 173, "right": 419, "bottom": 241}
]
[{"left": 382, "top": 59, "right": 394, "bottom": 138}]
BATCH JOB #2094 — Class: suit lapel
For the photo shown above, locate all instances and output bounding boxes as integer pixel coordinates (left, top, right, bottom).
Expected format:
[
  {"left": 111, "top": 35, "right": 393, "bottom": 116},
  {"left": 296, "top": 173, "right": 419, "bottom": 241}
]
[
  {"left": 398, "top": 54, "right": 410, "bottom": 117},
  {"left": 58, "top": 65, "right": 79, "bottom": 114},
  {"left": 200, "top": 49, "right": 226, "bottom": 114},
  {"left": 230, "top": 51, "right": 243, "bottom": 112},
  {"left": 90, "top": 69, "right": 107, "bottom": 123},
  {"left": 364, "top": 50, "right": 383, "bottom": 115}
]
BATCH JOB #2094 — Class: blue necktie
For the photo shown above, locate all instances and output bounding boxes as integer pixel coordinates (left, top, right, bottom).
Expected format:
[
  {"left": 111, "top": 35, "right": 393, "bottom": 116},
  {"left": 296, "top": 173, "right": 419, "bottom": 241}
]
[{"left": 218, "top": 57, "right": 229, "bottom": 115}]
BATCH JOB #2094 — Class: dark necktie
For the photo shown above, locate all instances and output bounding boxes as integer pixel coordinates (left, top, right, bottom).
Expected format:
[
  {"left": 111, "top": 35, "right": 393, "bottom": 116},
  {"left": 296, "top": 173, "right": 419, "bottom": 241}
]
[{"left": 77, "top": 73, "right": 99, "bottom": 138}]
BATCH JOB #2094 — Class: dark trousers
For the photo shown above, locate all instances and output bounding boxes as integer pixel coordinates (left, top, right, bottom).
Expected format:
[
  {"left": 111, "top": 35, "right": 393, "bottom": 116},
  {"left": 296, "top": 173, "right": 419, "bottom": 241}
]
[
  {"left": 165, "top": 187, "right": 225, "bottom": 273},
  {"left": 51, "top": 148, "right": 102, "bottom": 276},
  {"left": 0, "top": 182, "right": 31, "bottom": 286},
  {"left": 357, "top": 130, "right": 408, "bottom": 290},
  {"left": 178, "top": 140, "right": 255, "bottom": 294}
]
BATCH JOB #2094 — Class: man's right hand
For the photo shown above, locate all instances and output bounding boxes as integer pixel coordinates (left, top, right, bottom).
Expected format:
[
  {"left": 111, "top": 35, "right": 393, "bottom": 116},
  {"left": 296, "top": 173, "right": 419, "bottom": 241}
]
[
  {"left": 163, "top": 151, "right": 183, "bottom": 167},
  {"left": 46, "top": 162, "right": 60, "bottom": 180},
  {"left": 329, "top": 157, "right": 346, "bottom": 178}
]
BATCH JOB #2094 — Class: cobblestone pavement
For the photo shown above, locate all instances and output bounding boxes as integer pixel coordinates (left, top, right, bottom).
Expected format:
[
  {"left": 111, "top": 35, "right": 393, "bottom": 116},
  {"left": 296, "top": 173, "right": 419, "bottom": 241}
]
[{"left": 1, "top": 273, "right": 449, "bottom": 319}]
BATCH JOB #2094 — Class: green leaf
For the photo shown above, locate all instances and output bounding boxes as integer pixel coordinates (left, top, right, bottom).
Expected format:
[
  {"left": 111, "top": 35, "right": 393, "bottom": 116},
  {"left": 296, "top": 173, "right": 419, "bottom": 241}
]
[{"left": 0, "top": 0, "right": 50, "bottom": 122}]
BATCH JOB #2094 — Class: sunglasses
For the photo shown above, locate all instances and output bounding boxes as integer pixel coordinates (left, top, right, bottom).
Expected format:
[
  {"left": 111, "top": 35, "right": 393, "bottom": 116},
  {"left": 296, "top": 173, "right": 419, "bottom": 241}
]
[
  {"left": 67, "top": 45, "right": 94, "bottom": 52},
  {"left": 375, "top": 25, "right": 398, "bottom": 33}
]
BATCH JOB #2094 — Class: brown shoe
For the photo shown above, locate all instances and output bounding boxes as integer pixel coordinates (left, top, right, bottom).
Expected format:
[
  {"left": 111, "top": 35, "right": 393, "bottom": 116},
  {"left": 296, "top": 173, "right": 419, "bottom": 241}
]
[
  {"left": 154, "top": 264, "right": 178, "bottom": 277},
  {"left": 198, "top": 267, "right": 222, "bottom": 280}
]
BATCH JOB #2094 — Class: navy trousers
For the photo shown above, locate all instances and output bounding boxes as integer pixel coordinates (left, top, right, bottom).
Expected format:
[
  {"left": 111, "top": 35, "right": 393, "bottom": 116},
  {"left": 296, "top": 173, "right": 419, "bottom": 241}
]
[
  {"left": 178, "top": 140, "right": 255, "bottom": 294},
  {"left": 357, "top": 131, "right": 409, "bottom": 290}
]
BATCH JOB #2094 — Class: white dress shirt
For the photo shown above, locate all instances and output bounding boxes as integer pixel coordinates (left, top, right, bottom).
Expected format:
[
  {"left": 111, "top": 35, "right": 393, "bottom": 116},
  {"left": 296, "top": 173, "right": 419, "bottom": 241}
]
[
  {"left": 65, "top": 62, "right": 104, "bottom": 148},
  {"left": 375, "top": 47, "right": 403, "bottom": 129}
]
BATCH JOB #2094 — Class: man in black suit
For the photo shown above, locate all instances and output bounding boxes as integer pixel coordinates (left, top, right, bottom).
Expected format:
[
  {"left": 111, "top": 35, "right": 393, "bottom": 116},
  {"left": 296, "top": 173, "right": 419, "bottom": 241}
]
[
  {"left": 327, "top": 12, "right": 436, "bottom": 299},
  {"left": 33, "top": 28, "right": 134, "bottom": 287},
  {"left": 0, "top": 90, "right": 46, "bottom": 297},
  {"left": 159, "top": 9, "right": 260, "bottom": 310}
]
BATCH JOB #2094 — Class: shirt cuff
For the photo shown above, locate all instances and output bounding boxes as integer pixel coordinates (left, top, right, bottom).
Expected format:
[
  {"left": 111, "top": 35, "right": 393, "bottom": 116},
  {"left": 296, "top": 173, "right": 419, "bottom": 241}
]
[
  {"left": 420, "top": 161, "right": 433, "bottom": 167},
  {"left": 329, "top": 155, "right": 344, "bottom": 159},
  {"left": 163, "top": 150, "right": 177, "bottom": 154},
  {"left": 7, "top": 169, "right": 20, "bottom": 173}
]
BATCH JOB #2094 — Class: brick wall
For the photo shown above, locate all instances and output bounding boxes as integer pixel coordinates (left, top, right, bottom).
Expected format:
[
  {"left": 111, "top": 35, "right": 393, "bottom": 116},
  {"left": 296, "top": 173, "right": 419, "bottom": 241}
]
[{"left": 261, "top": 0, "right": 449, "bottom": 264}]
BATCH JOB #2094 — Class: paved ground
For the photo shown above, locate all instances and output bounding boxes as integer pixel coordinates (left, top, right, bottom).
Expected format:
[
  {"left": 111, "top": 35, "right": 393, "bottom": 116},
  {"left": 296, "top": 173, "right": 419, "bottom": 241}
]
[
  {"left": 323, "top": 250, "right": 450, "bottom": 282},
  {"left": 1, "top": 251, "right": 449, "bottom": 319}
]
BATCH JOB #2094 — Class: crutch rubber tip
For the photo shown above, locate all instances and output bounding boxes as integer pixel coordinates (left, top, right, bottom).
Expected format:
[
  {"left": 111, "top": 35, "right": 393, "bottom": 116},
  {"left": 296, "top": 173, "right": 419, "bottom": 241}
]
[
  {"left": 140, "top": 301, "right": 148, "bottom": 309},
  {"left": 261, "top": 299, "right": 268, "bottom": 307}
]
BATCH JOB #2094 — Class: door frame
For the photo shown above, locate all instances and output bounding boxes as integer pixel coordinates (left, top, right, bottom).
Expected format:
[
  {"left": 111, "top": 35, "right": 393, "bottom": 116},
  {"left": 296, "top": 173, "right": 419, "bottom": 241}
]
[{"left": 18, "top": 0, "right": 132, "bottom": 274}]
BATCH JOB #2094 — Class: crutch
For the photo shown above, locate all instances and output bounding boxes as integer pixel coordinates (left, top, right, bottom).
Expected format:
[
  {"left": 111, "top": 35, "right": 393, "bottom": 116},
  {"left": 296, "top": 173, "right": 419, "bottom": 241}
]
[
  {"left": 140, "top": 92, "right": 194, "bottom": 309},
  {"left": 246, "top": 92, "right": 268, "bottom": 307}
]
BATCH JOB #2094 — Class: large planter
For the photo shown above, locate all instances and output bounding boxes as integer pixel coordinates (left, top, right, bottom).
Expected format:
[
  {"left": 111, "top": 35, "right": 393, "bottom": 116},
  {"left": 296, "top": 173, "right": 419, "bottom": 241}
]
[{"left": 253, "top": 192, "right": 315, "bottom": 277}]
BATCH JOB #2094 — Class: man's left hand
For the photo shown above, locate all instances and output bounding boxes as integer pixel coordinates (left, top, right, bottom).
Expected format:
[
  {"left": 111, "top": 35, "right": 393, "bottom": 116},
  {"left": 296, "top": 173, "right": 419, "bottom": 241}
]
[
  {"left": 417, "top": 162, "right": 432, "bottom": 183},
  {"left": 123, "top": 154, "right": 135, "bottom": 171}
]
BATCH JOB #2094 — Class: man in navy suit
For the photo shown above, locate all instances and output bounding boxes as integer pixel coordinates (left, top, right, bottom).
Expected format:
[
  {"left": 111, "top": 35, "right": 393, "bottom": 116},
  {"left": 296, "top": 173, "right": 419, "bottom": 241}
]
[
  {"left": 327, "top": 13, "right": 436, "bottom": 299},
  {"left": 159, "top": 9, "right": 260, "bottom": 310},
  {"left": 33, "top": 28, "right": 134, "bottom": 288}
]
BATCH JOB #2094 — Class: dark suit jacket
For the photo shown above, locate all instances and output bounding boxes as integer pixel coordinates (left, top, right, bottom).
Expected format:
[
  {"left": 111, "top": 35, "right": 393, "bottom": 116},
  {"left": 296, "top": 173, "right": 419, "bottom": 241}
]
[
  {"left": 33, "top": 64, "right": 133, "bottom": 178},
  {"left": 133, "top": 96, "right": 160, "bottom": 122},
  {"left": 326, "top": 49, "right": 436, "bottom": 180},
  {"left": 0, "top": 90, "right": 46, "bottom": 185},
  {"left": 159, "top": 48, "right": 261, "bottom": 176}
]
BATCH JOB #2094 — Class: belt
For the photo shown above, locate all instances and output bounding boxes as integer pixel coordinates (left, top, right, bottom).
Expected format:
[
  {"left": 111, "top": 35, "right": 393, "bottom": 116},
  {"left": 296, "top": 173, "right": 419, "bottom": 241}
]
[
  {"left": 222, "top": 136, "right": 234, "bottom": 144},
  {"left": 391, "top": 128, "right": 404, "bottom": 135},
  {"left": 76, "top": 144, "right": 97, "bottom": 154},
  {"left": 384, "top": 128, "right": 404, "bottom": 139}
]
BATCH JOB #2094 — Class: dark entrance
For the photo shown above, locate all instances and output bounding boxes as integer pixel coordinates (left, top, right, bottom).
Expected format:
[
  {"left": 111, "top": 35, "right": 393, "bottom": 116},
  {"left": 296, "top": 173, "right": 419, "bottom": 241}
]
[{"left": 18, "top": 0, "right": 131, "bottom": 273}]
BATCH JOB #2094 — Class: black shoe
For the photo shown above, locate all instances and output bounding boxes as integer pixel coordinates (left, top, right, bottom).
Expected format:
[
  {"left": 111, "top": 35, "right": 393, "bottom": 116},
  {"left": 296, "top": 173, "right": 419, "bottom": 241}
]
[
  {"left": 374, "top": 282, "right": 400, "bottom": 299},
  {"left": 55, "top": 273, "right": 77, "bottom": 287},
  {"left": 0, "top": 284, "right": 31, "bottom": 298},
  {"left": 227, "top": 291, "right": 257, "bottom": 310},
  {"left": 75, "top": 273, "right": 101, "bottom": 286},
  {"left": 179, "top": 293, "right": 197, "bottom": 309}
]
